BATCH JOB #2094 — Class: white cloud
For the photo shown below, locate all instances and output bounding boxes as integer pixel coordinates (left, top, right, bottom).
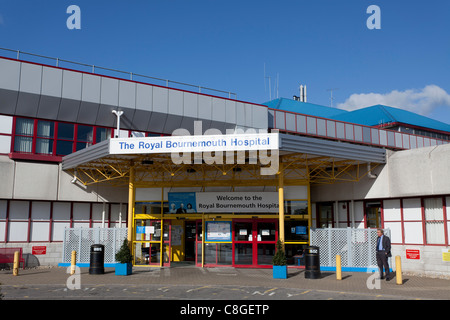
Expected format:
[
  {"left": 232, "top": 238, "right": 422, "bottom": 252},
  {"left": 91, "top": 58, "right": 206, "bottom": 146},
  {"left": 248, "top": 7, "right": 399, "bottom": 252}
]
[{"left": 337, "top": 85, "right": 450, "bottom": 116}]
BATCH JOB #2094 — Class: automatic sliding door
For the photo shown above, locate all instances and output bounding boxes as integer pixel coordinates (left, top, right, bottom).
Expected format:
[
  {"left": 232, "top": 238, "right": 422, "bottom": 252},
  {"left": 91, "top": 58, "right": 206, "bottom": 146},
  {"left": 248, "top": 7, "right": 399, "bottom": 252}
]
[
  {"left": 233, "top": 220, "right": 277, "bottom": 268},
  {"left": 233, "top": 221, "right": 253, "bottom": 266},
  {"left": 256, "top": 221, "right": 277, "bottom": 266}
]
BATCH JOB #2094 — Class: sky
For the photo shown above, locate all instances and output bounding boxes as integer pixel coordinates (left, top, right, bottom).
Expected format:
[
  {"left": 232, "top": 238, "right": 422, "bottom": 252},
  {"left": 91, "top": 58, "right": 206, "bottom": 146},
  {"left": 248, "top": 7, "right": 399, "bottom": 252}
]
[{"left": 0, "top": 0, "right": 449, "bottom": 124}]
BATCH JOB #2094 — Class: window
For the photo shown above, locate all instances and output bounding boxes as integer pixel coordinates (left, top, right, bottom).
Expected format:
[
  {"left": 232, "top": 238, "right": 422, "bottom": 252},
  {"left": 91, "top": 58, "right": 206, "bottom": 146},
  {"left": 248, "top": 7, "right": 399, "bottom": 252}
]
[
  {"left": 365, "top": 201, "right": 381, "bottom": 228},
  {"left": 96, "top": 127, "right": 111, "bottom": 144},
  {"left": 424, "top": 198, "right": 445, "bottom": 245},
  {"left": 1, "top": 200, "right": 126, "bottom": 243},
  {"left": 12, "top": 117, "right": 116, "bottom": 160},
  {"left": 36, "top": 120, "right": 54, "bottom": 154},
  {"left": 14, "top": 118, "right": 34, "bottom": 153},
  {"left": 284, "top": 200, "right": 308, "bottom": 216},
  {"left": 11, "top": 117, "right": 164, "bottom": 161},
  {"left": 317, "top": 203, "right": 333, "bottom": 228},
  {"left": 56, "top": 122, "right": 74, "bottom": 155},
  {"left": 76, "top": 125, "right": 93, "bottom": 151}
]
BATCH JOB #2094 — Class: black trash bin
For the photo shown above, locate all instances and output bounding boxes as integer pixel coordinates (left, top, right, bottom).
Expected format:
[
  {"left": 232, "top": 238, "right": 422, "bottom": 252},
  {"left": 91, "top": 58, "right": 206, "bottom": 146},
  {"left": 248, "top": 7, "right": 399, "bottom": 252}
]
[
  {"left": 304, "top": 246, "right": 320, "bottom": 279},
  {"left": 89, "top": 244, "right": 104, "bottom": 275}
]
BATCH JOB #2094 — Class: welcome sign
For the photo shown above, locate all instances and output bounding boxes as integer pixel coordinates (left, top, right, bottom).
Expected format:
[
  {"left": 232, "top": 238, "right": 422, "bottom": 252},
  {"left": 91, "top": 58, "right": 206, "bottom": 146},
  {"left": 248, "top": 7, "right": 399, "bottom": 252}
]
[
  {"left": 196, "top": 192, "right": 279, "bottom": 213},
  {"left": 168, "top": 192, "right": 279, "bottom": 213}
]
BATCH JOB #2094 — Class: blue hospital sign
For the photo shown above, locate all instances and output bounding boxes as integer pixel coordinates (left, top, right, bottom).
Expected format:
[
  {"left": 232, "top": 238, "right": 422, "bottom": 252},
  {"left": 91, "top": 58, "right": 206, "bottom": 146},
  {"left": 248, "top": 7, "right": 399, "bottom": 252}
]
[{"left": 109, "top": 133, "right": 279, "bottom": 154}]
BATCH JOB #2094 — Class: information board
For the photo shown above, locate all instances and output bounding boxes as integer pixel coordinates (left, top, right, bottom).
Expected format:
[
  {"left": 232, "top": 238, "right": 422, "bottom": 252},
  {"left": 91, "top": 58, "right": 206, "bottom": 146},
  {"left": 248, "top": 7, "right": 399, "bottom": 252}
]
[{"left": 205, "top": 221, "right": 232, "bottom": 242}]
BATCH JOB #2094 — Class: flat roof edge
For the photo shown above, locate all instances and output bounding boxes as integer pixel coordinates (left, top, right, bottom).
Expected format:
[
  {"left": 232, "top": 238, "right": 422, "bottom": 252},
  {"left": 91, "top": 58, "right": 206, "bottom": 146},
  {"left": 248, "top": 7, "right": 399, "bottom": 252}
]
[{"left": 280, "top": 134, "right": 386, "bottom": 163}]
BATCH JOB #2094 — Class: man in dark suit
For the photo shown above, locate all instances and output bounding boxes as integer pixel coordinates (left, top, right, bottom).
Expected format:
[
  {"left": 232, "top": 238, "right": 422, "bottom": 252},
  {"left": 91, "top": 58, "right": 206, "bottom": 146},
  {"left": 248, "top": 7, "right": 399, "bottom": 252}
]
[{"left": 376, "top": 228, "right": 392, "bottom": 281}]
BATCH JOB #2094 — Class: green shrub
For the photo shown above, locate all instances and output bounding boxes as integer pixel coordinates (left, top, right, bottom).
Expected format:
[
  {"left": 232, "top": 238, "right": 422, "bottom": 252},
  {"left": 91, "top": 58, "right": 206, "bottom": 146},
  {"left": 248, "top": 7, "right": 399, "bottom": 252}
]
[
  {"left": 272, "top": 239, "right": 287, "bottom": 266},
  {"left": 115, "top": 238, "right": 133, "bottom": 264}
]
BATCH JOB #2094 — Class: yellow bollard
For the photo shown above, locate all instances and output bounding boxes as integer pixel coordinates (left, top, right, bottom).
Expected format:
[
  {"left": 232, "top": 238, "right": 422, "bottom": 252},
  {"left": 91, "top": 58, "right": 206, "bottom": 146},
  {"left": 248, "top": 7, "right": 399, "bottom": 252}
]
[
  {"left": 70, "top": 250, "right": 77, "bottom": 275},
  {"left": 336, "top": 254, "right": 342, "bottom": 280},
  {"left": 13, "top": 251, "right": 20, "bottom": 276},
  {"left": 395, "top": 255, "right": 402, "bottom": 285}
]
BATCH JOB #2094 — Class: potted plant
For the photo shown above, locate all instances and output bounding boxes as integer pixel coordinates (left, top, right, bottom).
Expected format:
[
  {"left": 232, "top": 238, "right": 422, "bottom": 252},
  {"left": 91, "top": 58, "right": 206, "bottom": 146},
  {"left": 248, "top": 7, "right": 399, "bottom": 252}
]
[
  {"left": 272, "top": 239, "right": 287, "bottom": 279},
  {"left": 115, "top": 238, "right": 133, "bottom": 276}
]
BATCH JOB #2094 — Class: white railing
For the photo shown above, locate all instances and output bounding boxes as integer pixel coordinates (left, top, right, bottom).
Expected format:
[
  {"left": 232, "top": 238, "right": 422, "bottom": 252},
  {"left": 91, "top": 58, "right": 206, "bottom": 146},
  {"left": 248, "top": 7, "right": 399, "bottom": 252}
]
[
  {"left": 62, "top": 227, "right": 127, "bottom": 264},
  {"left": 0, "top": 47, "right": 237, "bottom": 99},
  {"left": 270, "top": 108, "right": 448, "bottom": 150},
  {"left": 310, "top": 227, "right": 391, "bottom": 270}
]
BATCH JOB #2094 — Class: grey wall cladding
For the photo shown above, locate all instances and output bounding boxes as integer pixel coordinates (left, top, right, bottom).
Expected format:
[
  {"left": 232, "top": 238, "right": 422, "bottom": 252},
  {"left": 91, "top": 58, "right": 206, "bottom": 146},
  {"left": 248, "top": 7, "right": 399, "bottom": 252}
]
[{"left": 0, "top": 58, "right": 268, "bottom": 134}]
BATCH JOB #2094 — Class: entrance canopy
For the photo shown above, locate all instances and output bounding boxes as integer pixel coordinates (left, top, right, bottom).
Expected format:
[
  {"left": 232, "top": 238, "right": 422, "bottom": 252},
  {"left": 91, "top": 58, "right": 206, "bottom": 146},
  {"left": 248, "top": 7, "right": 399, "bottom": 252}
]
[
  {"left": 62, "top": 132, "right": 386, "bottom": 187},
  {"left": 61, "top": 131, "right": 386, "bottom": 258}
]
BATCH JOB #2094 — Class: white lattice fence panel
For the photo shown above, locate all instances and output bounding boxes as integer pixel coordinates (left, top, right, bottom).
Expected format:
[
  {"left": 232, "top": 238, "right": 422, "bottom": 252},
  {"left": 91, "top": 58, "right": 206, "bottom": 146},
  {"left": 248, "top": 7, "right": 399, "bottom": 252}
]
[
  {"left": 310, "top": 228, "right": 390, "bottom": 269},
  {"left": 62, "top": 228, "right": 128, "bottom": 264}
]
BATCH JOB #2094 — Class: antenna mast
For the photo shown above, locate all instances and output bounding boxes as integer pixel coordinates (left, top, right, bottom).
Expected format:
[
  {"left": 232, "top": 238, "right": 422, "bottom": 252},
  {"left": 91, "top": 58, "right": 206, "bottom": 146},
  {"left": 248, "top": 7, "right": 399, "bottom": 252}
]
[
  {"left": 264, "top": 63, "right": 272, "bottom": 101},
  {"left": 327, "top": 88, "right": 339, "bottom": 108}
]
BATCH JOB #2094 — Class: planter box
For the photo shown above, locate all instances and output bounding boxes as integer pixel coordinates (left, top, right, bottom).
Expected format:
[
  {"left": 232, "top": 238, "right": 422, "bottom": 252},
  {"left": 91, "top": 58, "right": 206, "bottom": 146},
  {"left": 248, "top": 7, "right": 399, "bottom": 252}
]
[
  {"left": 115, "top": 263, "right": 132, "bottom": 276},
  {"left": 273, "top": 265, "right": 287, "bottom": 279}
]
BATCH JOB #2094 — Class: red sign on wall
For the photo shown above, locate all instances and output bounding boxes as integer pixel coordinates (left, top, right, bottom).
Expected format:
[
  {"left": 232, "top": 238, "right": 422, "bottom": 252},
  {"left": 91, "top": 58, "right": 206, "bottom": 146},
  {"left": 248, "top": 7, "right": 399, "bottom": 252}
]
[
  {"left": 32, "top": 246, "right": 47, "bottom": 255},
  {"left": 406, "top": 249, "right": 420, "bottom": 260}
]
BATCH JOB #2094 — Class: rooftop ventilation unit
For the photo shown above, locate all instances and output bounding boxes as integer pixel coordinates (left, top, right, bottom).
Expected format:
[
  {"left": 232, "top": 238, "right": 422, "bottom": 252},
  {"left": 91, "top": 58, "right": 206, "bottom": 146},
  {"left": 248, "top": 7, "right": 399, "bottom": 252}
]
[{"left": 295, "top": 85, "right": 307, "bottom": 102}]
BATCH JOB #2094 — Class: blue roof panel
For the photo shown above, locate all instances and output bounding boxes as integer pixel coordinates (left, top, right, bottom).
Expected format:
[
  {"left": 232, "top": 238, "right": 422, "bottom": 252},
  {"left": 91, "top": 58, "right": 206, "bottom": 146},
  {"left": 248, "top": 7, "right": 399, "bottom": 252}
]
[
  {"left": 331, "top": 105, "right": 450, "bottom": 133},
  {"left": 264, "top": 98, "right": 450, "bottom": 133},
  {"left": 263, "top": 98, "right": 348, "bottom": 118}
]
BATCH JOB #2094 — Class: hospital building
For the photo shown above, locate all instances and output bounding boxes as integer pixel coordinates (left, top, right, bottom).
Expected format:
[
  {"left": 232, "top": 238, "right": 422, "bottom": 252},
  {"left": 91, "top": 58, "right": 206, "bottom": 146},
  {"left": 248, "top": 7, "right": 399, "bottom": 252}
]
[{"left": 0, "top": 49, "right": 449, "bottom": 277}]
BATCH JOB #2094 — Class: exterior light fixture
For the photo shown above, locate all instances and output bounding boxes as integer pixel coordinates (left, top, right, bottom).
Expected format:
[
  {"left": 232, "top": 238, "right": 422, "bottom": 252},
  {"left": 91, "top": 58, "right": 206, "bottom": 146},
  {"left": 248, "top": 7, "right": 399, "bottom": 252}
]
[{"left": 112, "top": 110, "right": 124, "bottom": 138}]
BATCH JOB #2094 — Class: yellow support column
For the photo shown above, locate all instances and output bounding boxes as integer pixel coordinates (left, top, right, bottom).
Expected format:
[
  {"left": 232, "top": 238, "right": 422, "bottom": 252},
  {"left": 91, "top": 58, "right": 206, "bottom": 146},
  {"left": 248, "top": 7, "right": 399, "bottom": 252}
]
[
  {"left": 70, "top": 251, "right": 77, "bottom": 275},
  {"left": 13, "top": 251, "right": 20, "bottom": 276},
  {"left": 201, "top": 215, "right": 205, "bottom": 268},
  {"left": 127, "top": 163, "right": 135, "bottom": 244},
  {"left": 336, "top": 255, "right": 342, "bottom": 280},
  {"left": 396, "top": 255, "right": 403, "bottom": 285},
  {"left": 307, "top": 182, "right": 312, "bottom": 245},
  {"left": 278, "top": 161, "right": 284, "bottom": 246}
]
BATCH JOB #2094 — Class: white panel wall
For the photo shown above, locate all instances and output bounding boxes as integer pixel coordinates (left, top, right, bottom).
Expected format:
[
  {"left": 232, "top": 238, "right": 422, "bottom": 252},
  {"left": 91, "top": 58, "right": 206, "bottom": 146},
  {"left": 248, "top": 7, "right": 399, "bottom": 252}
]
[
  {"left": 447, "top": 196, "right": 450, "bottom": 245},
  {"left": 14, "top": 162, "right": 59, "bottom": 200},
  {"left": 0, "top": 200, "right": 7, "bottom": 241},
  {"left": 0, "top": 115, "right": 12, "bottom": 154},
  {"left": 336, "top": 201, "right": 348, "bottom": 227},
  {"left": 30, "top": 222, "right": 50, "bottom": 242},
  {"left": 52, "top": 202, "right": 71, "bottom": 241},
  {"left": 383, "top": 199, "right": 403, "bottom": 243},
  {"left": 62, "top": 70, "right": 82, "bottom": 100},
  {"left": 354, "top": 201, "right": 364, "bottom": 228},
  {"left": 0, "top": 59, "right": 20, "bottom": 91},
  {"left": 384, "top": 221, "right": 402, "bottom": 243},
  {"left": 30, "top": 201, "right": 51, "bottom": 242},
  {"left": 41, "top": 67, "right": 63, "bottom": 97},
  {"left": 0, "top": 135, "right": 11, "bottom": 154},
  {"left": 0, "top": 115, "right": 12, "bottom": 134},
  {"left": 403, "top": 198, "right": 422, "bottom": 220},
  {"left": 403, "top": 198, "right": 424, "bottom": 244},
  {"left": 19, "top": 63, "right": 42, "bottom": 94},
  {"left": 72, "top": 202, "right": 90, "bottom": 228},
  {"left": 383, "top": 199, "right": 401, "bottom": 220},
  {"left": 8, "top": 201, "right": 29, "bottom": 241}
]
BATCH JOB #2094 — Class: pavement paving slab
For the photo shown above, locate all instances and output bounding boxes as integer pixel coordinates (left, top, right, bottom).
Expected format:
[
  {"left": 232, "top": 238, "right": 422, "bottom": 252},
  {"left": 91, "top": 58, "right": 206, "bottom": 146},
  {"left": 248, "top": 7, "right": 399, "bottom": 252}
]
[{"left": 0, "top": 266, "right": 449, "bottom": 302}]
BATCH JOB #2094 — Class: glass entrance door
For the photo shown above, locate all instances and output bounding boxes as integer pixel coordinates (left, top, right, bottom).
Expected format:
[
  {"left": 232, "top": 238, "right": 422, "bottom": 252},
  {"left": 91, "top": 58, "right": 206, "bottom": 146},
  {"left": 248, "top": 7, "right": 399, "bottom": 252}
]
[
  {"left": 233, "top": 219, "right": 277, "bottom": 268},
  {"left": 256, "top": 221, "right": 277, "bottom": 266},
  {"left": 234, "top": 221, "right": 253, "bottom": 266},
  {"left": 365, "top": 201, "right": 381, "bottom": 228},
  {"left": 185, "top": 221, "right": 197, "bottom": 261}
]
